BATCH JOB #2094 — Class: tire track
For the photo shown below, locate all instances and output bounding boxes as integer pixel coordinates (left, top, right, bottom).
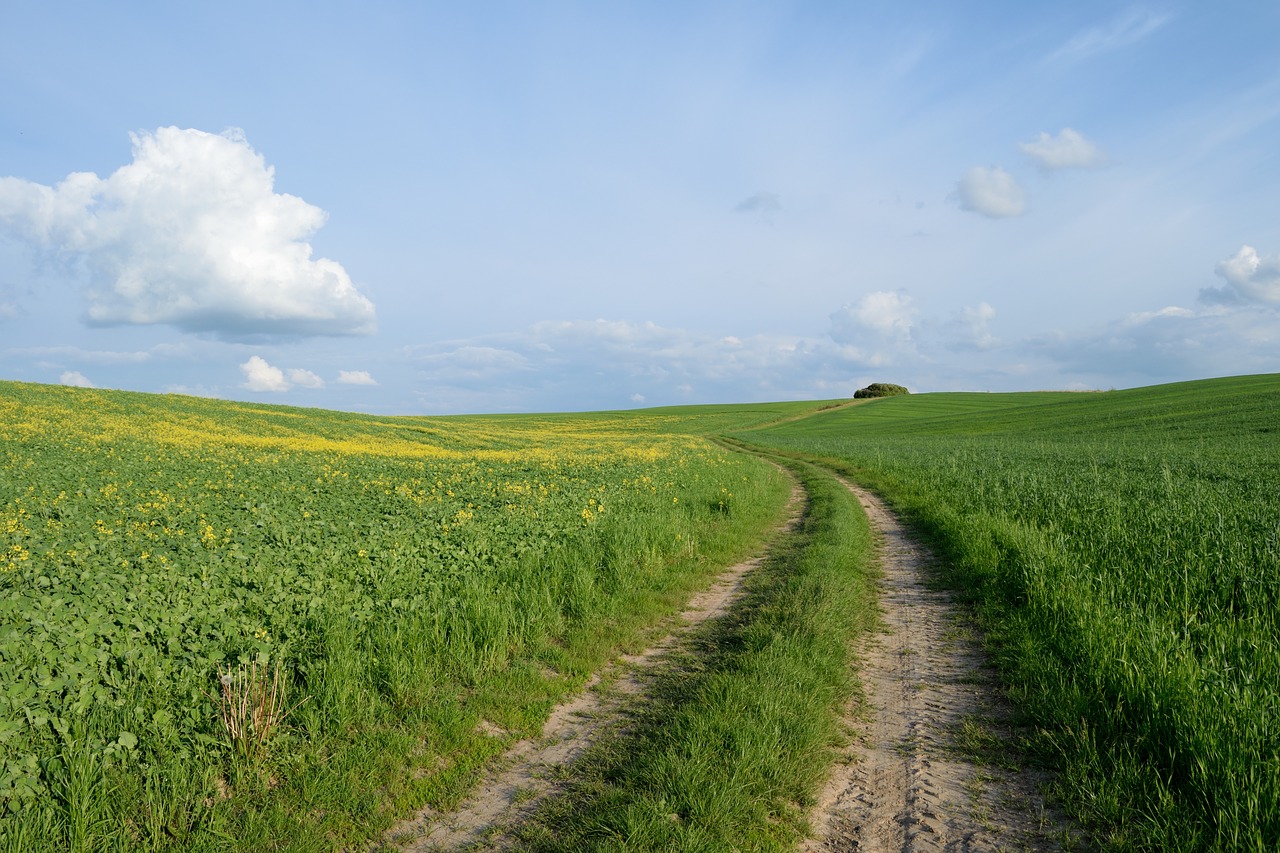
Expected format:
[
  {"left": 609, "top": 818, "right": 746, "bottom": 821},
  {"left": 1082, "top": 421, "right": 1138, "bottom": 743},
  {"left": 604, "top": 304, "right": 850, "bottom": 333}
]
[
  {"left": 382, "top": 479, "right": 805, "bottom": 851},
  {"left": 803, "top": 482, "right": 1077, "bottom": 852}
]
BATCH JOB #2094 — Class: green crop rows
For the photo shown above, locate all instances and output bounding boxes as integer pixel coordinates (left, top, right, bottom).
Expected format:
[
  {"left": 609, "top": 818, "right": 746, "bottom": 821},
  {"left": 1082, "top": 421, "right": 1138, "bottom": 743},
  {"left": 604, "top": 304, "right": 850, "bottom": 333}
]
[{"left": 742, "top": 373, "right": 1280, "bottom": 851}]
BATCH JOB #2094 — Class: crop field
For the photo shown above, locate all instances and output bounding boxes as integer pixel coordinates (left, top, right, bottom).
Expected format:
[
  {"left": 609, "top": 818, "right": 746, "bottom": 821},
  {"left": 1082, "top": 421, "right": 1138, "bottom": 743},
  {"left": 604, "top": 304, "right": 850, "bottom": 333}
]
[
  {"left": 741, "top": 373, "right": 1280, "bottom": 851},
  {"left": 0, "top": 382, "right": 811, "bottom": 850},
  {"left": 4, "top": 374, "right": 1277, "bottom": 852}
]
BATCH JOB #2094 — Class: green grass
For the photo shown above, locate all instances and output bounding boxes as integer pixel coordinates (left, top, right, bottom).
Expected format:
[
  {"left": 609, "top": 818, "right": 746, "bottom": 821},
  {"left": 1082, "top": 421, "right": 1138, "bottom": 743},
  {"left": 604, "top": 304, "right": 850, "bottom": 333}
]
[
  {"left": 739, "top": 373, "right": 1280, "bottom": 851},
  {"left": 0, "top": 382, "right": 808, "bottom": 851},
  {"left": 514, "top": 457, "right": 878, "bottom": 851}
]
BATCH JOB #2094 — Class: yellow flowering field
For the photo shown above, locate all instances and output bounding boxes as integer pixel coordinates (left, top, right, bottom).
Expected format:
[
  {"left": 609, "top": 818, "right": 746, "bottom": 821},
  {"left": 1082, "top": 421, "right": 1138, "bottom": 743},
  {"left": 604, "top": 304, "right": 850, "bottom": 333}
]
[{"left": 0, "top": 381, "right": 794, "bottom": 849}]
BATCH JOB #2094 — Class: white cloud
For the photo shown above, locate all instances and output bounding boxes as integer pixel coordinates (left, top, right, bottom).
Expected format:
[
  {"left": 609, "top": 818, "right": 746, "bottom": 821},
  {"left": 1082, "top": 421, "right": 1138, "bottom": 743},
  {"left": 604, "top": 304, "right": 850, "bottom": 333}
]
[
  {"left": 337, "top": 369, "right": 378, "bottom": 386},
  {"left": 851, "top": 291, "right": 916, "bottom": 338},
  {"left": 1023, "top": 302, "right": 1279, "bottom": 385},
  {"left": 240, "top": 355, "right": 289, "bottom": 392},
  {"left": 1202, "top": 245, "right": 1280, "bottom": 305},
  {"left": 0, "top": 127, "right": 376, "bottom": 338},
  {"left": 951, "top": 167, "right": 1026, "bottom": 218},
  {"left": 59, "top": 370, "right": 95, "bottom": 388},
  {"left": 416, "top": 346, "right": 533, "bottom": 383},
  {"left": 287, "top": 368, "right": 325, "bottom": 389},
  {"left": 955, "top": 302, "right": 998, "bottom": 350},
  {"left": 406, "top": 319, "right": 852, "bottom": 411},
  {"left": 1048, "top": 9, "right": 1172, "bottom": 64},
  {"left": 828, "top": 291, "right": 921, "bottom": 368},
  {"left": 1020, "top": 128, "right": 1108, "bottom": 171}
]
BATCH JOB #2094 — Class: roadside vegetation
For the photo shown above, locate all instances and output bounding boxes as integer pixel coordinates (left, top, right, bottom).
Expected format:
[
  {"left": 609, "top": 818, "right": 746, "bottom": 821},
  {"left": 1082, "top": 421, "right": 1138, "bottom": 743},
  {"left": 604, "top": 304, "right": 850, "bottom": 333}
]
[
  {"left": 515, "top": 457, "right": 878, "bottom": 851},
  {"left": 5, "top": 373, "right": 1274, "bottom": 851},
  {"left": 0, "top": 382, "right": 807, "bottom": 851},
  {"left": 740, "top": 373, "right": 1280, "bottom": 851}
]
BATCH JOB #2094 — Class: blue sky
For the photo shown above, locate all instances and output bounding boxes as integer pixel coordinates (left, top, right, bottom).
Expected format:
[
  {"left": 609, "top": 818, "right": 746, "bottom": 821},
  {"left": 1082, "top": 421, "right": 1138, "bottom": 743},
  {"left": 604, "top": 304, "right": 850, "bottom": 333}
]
[{"left": 2, "top": 2, "right": 1278, "bottom": 413}]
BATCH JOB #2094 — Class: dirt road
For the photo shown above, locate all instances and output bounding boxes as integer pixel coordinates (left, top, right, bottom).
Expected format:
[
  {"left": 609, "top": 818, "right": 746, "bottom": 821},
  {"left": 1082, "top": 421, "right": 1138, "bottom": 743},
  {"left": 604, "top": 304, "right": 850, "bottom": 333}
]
[
  {"left": 384, "top": 473, "right": 1077, "bottom": 851},
  {"left": 384, "top": 482, "right": 805, "bottom": 851},
  {"left": 802, "top": 482, "right": 1074, "bottom": 852}
]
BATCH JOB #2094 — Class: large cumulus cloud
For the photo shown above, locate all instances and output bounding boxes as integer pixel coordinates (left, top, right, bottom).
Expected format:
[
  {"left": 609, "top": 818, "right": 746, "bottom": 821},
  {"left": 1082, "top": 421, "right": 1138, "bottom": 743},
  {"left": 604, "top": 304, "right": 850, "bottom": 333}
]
[
  {"left": 0, "top": 127, "right": 375, "bottom": 338},
  {"left": 1201, "top": 245, "right": 1280, "bottom": 305}
]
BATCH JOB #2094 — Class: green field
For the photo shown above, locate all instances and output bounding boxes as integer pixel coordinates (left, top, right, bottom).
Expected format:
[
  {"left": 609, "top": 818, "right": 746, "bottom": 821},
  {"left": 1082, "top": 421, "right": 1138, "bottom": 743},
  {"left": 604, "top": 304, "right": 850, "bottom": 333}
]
[
  {"left": 0, "top": 382, "right": 813, "bottom": 850},
  {"left": 740, "top": 373, "right": 1280, "bottom": 851},
  {"left": 1, "top": 374, "right": 1277, "bottom": 851}
]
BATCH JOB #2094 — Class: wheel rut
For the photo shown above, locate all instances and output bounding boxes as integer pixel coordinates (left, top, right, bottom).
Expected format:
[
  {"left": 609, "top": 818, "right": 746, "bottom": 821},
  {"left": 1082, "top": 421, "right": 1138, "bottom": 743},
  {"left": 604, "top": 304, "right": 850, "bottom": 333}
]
[
  {"left": 802, "top": 482, "right": 1077, "bottom": 852},
  {"left": 382, "top": 478, "right": 805, "bottom": 851},
  {"left": 382, "top": 470, "right": 1080, "bottom": 852}
]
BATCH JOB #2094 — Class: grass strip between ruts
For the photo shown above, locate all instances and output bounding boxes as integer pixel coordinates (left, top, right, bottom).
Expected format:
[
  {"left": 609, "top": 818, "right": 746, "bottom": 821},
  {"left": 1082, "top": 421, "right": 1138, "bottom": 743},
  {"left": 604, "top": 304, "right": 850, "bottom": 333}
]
[{"left": 514, "top": 455, "right": 878, "bottom": 852}]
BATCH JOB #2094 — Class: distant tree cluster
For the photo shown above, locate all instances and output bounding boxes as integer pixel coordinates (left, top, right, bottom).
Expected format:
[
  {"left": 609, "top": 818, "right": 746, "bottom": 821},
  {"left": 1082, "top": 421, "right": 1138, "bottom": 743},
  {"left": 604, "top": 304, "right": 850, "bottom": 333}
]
[{"left": 854, "top": 382, "right": 909, "bottom": 399}]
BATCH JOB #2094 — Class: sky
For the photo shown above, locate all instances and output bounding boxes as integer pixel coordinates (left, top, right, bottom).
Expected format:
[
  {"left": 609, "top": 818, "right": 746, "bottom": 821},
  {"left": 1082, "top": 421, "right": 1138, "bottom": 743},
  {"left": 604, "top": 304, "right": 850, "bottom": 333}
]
[{"left": 1, "top": 1, "right": 1278, "bottom": 414}]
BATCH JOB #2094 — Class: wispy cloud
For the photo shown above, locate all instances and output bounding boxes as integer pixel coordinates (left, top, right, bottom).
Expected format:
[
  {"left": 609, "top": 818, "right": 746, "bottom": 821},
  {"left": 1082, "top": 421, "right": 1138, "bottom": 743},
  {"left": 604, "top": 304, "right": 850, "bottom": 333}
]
[
  {"left": 1020, "top": 128, "right": 1108, "bottom": 171},
  {"left": 59, "top": 370, "right": 95, "bottom": 388},
  {"left": 337, "top": 369, "right": 378, "bottom": 386},
  {"left": 287, "top": 368, "right": 325, "bottom": 389},
  {"left": 1047, "top": 8, "right": 1171, "bottom": 64},
  {"left": 734, "top": 191, "right": 782, "bottom": 223},
  {"left": 6, "top": 345, "right": 154, "bottom": 365}
]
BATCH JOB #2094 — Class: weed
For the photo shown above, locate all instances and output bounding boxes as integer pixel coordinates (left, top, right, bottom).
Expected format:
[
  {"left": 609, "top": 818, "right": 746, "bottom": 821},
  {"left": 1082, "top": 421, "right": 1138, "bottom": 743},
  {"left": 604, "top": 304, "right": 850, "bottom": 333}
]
[{"left": 208, "top": 659, "right": 306, "bottom": 761}]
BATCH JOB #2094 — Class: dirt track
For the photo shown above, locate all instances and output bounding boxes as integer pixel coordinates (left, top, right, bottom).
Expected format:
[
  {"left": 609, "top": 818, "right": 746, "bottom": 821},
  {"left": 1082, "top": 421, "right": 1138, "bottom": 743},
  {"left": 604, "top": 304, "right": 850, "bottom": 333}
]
[
  {"left": 384, "top": 481, "right": 805, "bottom": 851},
  {"left": 802, "top": 482, "right": 1074, "bottom": 852},
  {"left": 383, "top": 473, "right": 1077, "bottom": 851}
]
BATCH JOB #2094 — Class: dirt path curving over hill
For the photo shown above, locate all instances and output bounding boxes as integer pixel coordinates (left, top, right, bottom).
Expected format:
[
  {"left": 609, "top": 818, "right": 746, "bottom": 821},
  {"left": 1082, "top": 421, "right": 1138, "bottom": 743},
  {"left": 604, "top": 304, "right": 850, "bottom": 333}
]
[
  {"left": 383, "top": 479, "right": 805, "bottom": 851},
  {"left": 802, "top": 482, "right": 1077, "bottom": 852}
]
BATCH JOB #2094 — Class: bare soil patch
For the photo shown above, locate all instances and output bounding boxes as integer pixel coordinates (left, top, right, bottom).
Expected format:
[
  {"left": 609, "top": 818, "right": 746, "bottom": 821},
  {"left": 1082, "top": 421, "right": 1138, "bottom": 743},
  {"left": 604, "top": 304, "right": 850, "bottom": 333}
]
[
  {"left": 802, "top": 482, "right": 1080, "bottom": 852},
  {"left": 382, "top": 481, "right": 805, "bottom": 851}
]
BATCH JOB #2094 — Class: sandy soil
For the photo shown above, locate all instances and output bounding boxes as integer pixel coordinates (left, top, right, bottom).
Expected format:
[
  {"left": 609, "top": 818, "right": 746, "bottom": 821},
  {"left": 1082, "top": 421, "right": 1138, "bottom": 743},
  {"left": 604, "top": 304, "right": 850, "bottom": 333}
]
[
  {"left": 382, "top": 481, "right": 805, "bottom": 851},
  {"left": 801, "top": 482, "right": 1078, "bottom": 852}
]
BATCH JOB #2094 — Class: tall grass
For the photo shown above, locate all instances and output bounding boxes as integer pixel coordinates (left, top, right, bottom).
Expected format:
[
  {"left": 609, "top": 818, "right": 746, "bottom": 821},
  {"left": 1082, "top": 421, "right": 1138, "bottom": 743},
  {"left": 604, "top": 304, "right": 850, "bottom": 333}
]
[
  {"left": 517, "top": 458, "right": 878, "bottom": 851},
  {"left": 741, "top": 374, "right": 1280, "bottom": 851},
  {"left": 0, "top": 382, "right": 799, "bottom": 851}
]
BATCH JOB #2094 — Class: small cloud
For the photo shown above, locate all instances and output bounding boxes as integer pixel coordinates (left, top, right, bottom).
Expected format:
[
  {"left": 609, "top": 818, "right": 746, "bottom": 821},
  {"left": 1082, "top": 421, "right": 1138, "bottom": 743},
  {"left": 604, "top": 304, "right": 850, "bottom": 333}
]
[
  {"left": 951, "top": 167, "right": 1026, "bottom": 218},
  {"left": 630, "top": 393, "right": 646, "bottom": 404},
  {"left": 734, "top": 191, "right": 782, "bottom": 221},
  {"left": 240, "top": 355, "right": 289, "bottom": 392},
  {"left": 0, "top": 127, "right": 376, "bottom": 338},
  {"left": 1201, "top": 245, "right": 1280, "bottom": 305},
  {"left": 337, "top": 369, "right": 378, "bottom": 386},
  {"left": 1020, "top": 128, "right": 1108, "bottom": 171},
  {"left": 287, "top": 368, "right": 325, "bottom": 389},
  {"left": 59, "top": 370, "right": 95, "bottom": 388}
]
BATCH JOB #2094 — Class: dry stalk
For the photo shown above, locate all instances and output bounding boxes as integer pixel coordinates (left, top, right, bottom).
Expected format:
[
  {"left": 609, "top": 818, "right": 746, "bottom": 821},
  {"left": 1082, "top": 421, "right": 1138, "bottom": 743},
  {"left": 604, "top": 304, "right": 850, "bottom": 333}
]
[{"left": 207, "top": 659, "right": 307, "bottom": 760}]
